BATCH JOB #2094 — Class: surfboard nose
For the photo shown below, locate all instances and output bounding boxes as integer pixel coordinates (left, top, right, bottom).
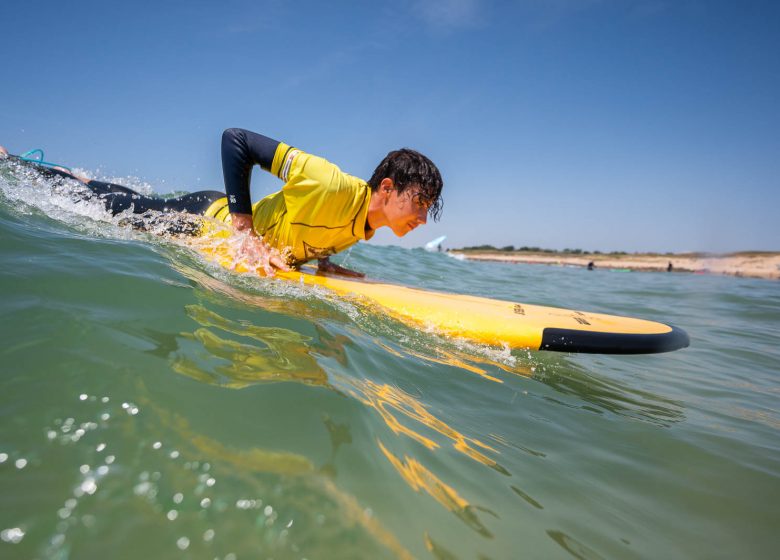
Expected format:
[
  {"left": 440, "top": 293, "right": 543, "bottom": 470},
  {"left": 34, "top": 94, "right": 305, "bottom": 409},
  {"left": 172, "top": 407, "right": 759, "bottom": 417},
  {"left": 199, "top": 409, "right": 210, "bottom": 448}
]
[{"left": 540, "top": 324, "right": 690, "bottom": 354}]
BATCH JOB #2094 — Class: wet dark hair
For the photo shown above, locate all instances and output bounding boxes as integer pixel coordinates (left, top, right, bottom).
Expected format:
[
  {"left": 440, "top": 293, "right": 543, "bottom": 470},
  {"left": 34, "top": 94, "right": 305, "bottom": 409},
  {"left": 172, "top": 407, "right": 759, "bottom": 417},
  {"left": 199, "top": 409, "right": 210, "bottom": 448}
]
[{"left": 367, "top": 148, "right": 444, "bottom": 222}]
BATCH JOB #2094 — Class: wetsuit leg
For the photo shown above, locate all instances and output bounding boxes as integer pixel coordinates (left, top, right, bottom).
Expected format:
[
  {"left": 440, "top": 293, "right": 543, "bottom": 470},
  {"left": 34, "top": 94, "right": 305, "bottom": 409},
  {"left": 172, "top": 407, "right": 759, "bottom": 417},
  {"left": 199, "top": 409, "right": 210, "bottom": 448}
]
[
  {"left": 85, "top": 180, "right": 225, "bottom": 235},
  {"left": 164, "top": 191, "right": 228, "bottom": 214},
  {"left": 7, "top": 155, "right": 226, "bottom": 234},
  {"left": 5, "top": 156, "right": 77, "bottom": 182},
  {"left": 85, "top": 180, "right": 224, "bottom": 216}
]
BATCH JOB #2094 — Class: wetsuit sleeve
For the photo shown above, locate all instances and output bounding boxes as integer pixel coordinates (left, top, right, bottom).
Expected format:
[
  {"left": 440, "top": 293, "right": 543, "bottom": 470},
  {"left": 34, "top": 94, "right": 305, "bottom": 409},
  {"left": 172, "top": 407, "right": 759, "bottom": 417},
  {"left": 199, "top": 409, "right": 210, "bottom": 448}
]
[{"left": 221, "top": 128, "right": 281, "bottom": 215}]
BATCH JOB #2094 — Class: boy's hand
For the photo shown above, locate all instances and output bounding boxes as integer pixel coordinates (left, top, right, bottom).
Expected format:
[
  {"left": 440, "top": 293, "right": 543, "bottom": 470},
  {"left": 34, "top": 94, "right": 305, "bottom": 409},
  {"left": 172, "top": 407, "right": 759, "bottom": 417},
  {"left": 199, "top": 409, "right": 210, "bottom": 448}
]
[
  {"left": 317, "top": 257, "right": 365, "bottom": 278},
  {"left": 230, "top": 213, "right": 290, "bottom": 276}
]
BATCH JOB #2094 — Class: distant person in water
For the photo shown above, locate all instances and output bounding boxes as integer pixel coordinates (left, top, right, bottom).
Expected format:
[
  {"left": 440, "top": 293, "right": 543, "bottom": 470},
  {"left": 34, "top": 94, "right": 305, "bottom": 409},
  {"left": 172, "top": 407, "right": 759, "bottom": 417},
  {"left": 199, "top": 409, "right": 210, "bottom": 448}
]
[
  {"left": 587, "top": 261, "right": 595, "bottom": 270},
  {"left": 667, "top": 261, "right": 673, "bottom": 272},
  {"left": 1, "top": 129, "right": 443, "bottom": 277}
]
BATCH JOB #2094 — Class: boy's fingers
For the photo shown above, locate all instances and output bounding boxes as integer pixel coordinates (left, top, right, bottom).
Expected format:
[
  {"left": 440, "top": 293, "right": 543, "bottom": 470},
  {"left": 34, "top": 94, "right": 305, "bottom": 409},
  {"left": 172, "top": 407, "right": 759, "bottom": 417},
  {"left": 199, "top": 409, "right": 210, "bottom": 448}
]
[{"left": 270, "top": 255, "right": 290, "bottom": 271}]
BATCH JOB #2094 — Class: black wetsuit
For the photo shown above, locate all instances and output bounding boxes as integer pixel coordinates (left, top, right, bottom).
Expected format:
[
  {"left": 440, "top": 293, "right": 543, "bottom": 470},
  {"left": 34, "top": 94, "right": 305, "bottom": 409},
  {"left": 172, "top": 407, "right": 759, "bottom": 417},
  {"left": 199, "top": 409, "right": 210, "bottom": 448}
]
[
  {"left": 7, "top": 129, "right": 279, "bottom": 233},
  {"left": 9, "top": 156, "right": 224, "bottom": 216},
  {"left": 7, "top": 155, "right": 225, "bottom": 234}
]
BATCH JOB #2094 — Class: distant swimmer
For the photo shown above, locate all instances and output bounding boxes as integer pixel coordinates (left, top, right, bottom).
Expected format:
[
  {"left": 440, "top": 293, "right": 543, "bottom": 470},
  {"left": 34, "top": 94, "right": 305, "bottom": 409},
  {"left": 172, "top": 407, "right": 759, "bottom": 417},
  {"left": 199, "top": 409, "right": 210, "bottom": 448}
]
[
  {"left": 1, "top": 129, "right": 443, "bottom": 277},
  {"left": 667, "top": 262, "right": 673, "bottom": 272},
  {"left": 587, "top": 261, "right": 595, "bottom": 270}
]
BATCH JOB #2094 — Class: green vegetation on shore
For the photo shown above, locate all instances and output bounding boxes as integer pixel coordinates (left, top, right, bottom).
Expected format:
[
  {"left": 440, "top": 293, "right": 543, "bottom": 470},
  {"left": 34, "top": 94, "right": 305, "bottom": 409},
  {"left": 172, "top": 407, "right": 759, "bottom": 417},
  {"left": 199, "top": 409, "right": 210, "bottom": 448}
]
[
  {"left": 456, "top": 245, "right": 636, "bottom": 256},
  {"left": 453, "top": 246, "right": 780, "bottom": 258}
]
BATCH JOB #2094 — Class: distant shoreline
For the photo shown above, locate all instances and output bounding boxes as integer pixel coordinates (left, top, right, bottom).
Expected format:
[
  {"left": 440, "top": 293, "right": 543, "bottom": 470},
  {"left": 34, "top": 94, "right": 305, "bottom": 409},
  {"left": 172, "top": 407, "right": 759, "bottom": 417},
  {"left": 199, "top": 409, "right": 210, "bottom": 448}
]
[{"left": 449, "top": 250, "right": 780, "bottom": 280}]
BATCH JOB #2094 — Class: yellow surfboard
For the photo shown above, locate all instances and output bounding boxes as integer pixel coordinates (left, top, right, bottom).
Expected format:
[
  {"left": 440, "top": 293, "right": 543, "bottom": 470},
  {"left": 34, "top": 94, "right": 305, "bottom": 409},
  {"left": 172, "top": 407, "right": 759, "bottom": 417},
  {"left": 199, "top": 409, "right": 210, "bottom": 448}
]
[
  {"left": 193, "top": 233, "right": 689, "bottom": 354},
  {"left": 277, "top": 268, "right": 688, "bottom": 354}
]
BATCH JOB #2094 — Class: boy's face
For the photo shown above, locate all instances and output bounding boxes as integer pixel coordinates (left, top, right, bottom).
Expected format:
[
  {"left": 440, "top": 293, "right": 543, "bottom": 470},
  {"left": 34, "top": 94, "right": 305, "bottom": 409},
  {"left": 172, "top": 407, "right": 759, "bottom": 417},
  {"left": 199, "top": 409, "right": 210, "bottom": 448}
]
[{"left": 381, "top": 180, "right": 429, "bottom": 236}]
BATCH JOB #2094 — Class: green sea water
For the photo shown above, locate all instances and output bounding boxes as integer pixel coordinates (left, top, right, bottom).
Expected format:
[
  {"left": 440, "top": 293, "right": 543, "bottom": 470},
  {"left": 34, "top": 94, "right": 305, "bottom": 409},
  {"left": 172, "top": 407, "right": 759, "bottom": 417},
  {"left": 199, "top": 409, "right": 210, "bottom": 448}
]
[{"left": 1, "top": 161, "right": 779, "bottom": 559}]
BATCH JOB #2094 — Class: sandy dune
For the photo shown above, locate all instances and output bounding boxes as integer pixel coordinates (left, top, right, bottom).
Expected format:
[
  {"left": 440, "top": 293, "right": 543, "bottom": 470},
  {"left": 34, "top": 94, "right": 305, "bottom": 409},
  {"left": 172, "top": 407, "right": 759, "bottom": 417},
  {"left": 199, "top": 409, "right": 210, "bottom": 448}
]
[{"left": 451, "top": 251, "right": 780, "bottom": 281}]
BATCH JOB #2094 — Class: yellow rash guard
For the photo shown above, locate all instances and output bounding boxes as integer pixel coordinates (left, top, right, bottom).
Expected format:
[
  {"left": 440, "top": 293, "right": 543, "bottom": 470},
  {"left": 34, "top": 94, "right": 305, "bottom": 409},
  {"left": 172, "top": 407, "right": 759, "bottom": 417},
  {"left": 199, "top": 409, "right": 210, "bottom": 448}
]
[{"left": 204, "top": 143, "right": 374, "bottom": 266}]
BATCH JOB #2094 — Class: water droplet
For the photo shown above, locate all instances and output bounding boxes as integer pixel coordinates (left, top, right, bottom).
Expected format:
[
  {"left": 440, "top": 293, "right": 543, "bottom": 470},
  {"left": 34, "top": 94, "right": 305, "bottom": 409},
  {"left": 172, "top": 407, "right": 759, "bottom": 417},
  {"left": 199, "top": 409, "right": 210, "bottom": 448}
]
[
  {"left": 96, "top": 443, "right": 106, "bottom": 452},
  {"left": 200, "top": 498, "right": 211, "bottom": 508},
  {"left": 153, "top": 441, "right": 162, "bottom": 450},
  {"left": 0, "top": 527, "right": 24, "bottom": 544},
  {"left": 0, "top": 453, "right": 7, "bottom": 463},
  {"left": 15, "top": 458, "right": 27, "bottom": 469},
  {"left": 101, "top": 397, "right": 110, "bottom": 403},
  {"left": 79, "top": 394, "right": 88, "bottom": 401},
  {"left": 176, "top": 536, "right": 189, "bottom": 550},
  {"left": 170, "top": 450, "right": 180, "bottom": 459},
  {"left": 264, "top": 505, "right": 273, "bottom": 516},
  {"left": 203, "top": 528, "right": 215, "bottom": 542},
  {"left": 173, "top": 493, "right": 183, "bottom": 504},
  {"left": 80, "top": 478, "right": 97, "bottom": 495},
  {"left": 105, "top": 455, "right": 115, "bottom": 465},
  {"left": 167, "top": 510, "right": 178, "bottom": 521},
  {"left": 205, "top": 477, "right": 215, "bottom": 487},
  {"left": 97, "top": 466, "right": 109, "bottom": 476},
  {"left": 79, "top": 465, "right": 90, "bottom": 474}
]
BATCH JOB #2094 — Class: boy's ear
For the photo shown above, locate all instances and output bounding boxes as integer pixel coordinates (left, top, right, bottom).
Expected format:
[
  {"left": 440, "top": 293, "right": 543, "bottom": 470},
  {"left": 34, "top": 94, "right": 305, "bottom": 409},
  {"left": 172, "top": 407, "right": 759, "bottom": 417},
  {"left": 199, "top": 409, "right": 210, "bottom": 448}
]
[{"left": 379, "top": 177, "right": 394, "bottom": 194}]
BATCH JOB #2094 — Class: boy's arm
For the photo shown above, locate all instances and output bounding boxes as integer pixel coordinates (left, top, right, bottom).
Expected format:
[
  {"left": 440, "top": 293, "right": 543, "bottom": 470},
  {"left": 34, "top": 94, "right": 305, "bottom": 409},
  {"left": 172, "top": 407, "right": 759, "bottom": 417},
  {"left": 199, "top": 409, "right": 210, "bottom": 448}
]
[
  {"left": 221, "top": 128, "right": 280, "bottom": 215},
  {"left": 221, "top": 128, "right": 291, "bottom": 274}
]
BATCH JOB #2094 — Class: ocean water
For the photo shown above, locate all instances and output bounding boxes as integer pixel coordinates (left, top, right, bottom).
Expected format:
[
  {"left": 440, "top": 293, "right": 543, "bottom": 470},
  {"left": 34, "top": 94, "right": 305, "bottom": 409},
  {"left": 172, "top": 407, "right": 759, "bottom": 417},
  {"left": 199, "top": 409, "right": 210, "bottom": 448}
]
[{"left": 1, "top": 161, "right": 779, "bottom": 560}]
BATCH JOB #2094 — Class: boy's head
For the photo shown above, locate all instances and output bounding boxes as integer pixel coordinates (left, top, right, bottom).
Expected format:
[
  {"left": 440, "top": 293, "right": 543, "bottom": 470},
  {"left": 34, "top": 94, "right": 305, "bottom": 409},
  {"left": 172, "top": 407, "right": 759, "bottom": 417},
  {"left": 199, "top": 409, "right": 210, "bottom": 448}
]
[{"left": 367, "top": 148, "right": 444, "bottom": 231}]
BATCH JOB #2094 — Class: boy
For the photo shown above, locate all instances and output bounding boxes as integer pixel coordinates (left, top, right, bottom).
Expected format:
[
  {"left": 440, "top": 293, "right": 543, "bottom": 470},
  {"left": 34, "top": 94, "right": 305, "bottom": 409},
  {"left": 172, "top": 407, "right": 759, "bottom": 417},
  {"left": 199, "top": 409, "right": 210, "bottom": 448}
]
[{"left": 1, "top": 128, "right": 443, "bottom": 277}]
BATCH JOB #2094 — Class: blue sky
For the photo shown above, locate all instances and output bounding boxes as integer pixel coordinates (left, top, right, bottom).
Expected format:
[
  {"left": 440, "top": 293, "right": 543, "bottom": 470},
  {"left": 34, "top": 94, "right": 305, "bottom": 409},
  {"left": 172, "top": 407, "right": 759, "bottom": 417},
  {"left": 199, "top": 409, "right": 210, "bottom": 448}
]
[{"left": 2, "top": 0, "right": 778, "bottom": 252}]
